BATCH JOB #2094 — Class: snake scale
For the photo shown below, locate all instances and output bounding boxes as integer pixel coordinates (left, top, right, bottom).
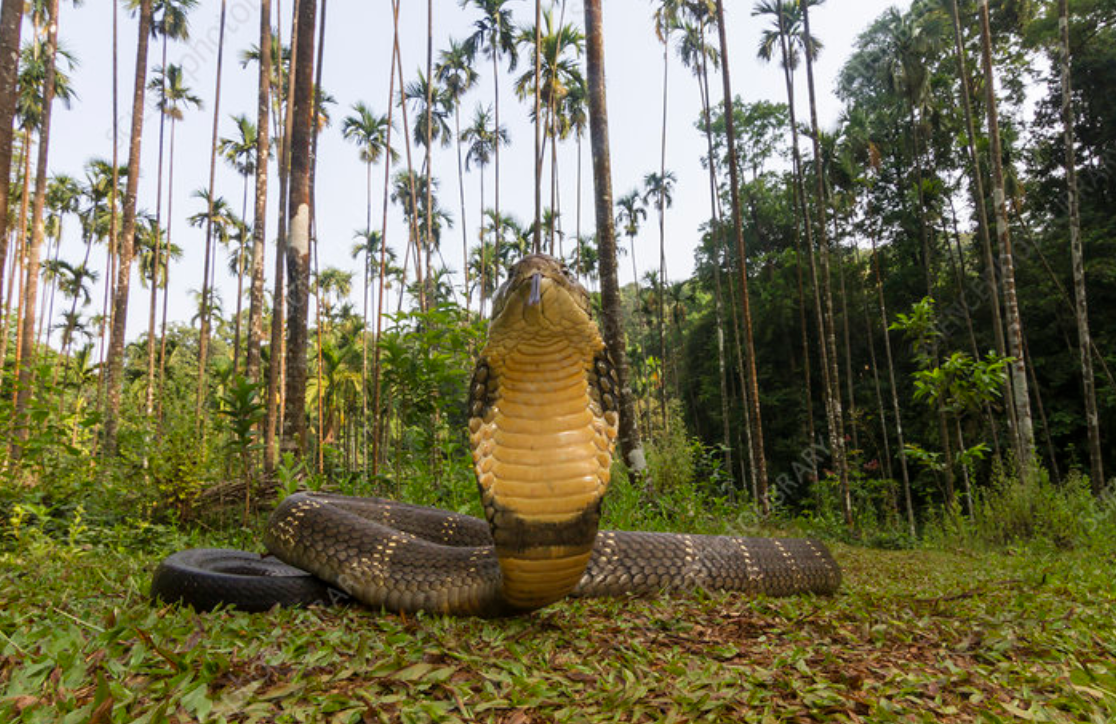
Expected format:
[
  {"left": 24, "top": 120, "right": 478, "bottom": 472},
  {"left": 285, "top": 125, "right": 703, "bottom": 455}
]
[{"left": 153, "top": 254, "right": 840, "bottom": 616}]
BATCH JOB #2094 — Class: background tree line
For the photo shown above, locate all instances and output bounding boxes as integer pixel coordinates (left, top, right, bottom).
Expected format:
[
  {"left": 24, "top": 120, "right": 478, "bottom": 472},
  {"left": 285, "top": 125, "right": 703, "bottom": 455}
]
[{"left": 0, "top": 0, "right": 1111, "bottom": 543}]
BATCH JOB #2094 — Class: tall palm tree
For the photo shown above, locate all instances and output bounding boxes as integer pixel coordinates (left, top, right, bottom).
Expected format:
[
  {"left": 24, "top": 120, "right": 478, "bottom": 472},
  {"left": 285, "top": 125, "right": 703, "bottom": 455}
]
[
  {"left": 714, "top": 0, "right": 769, "bottom": 510},
  {"left": 642, "top": 168, "right": 676, "bottom": 432},
  {"left": 583, "top": 0, "right": 648, "bottom": 478},
  {"left": 146, "top": 0, "right": 197, "bottom": 418},
  {"left": 283, "top": 0, "right": 320, "bottom": 457},
  {"left": 38, "top": 173, "right": 81, "bottom": 347},
  {"left": 350, "top": 226, "right": 390, "bottom": 441},
  {"left": 403, "top": 69, "right": 452, "bottom": 292},
  {"left": 217, "top": 113, "right": 257, "bottom": 374},
  {"left": 104, "top": 0, "right": 154, "bottom": 455},
  {"left": 798, "top": 0, "right": 852, "bottom": 525},
  {"left": 434, "top": 38, "right": 478, "bottom": 309},
  {"left": 977, "top": 0, "right": 1036, "bottom": 480},
  {"left": 52, "top": 260, "right": 98, "bottom": 363},
  {"left": 195, "top": 0, "right": 229, "bottom": 433},
  {"left": 754, "top": 0, "right": 828, "bottom": 506},
  {"left": 615, "top": 189, "right": 646, "bottom": 291},
  {"left": 462, "top": 0, "right": 518, "bottom": 287},
  {"left": 12, "top": 0, "right": 65, "bottom": 455},
  {"left": 514, "top": 7, "right": 585, "bottom": 254},
  {"left": 675, "top": 5, "right": 735, "bottom": 477},
  {"left": 4, "top": 37, "right": 76, "bottom": 377},
  {"left": 461, "top": 103, "right": 507, "bottom": 313},
  {"left": 148, "top": 63, "right": 200, "bottom": 413},
  {"left": 1057, "top": 0, "right": 1103, "bottom": 490},
  {"left": 0, "top": 0, "right": 23, "bottom": 328},
  {"left": 245, "top": 0, "right": 271, "bottom": 390}
]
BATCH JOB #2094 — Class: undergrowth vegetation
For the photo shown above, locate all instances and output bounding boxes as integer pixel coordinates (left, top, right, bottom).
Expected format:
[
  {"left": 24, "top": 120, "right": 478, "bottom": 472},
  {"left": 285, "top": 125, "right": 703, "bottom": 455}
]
[{"left": 3, "top": 499, "right": 1116, "bottom": 723}]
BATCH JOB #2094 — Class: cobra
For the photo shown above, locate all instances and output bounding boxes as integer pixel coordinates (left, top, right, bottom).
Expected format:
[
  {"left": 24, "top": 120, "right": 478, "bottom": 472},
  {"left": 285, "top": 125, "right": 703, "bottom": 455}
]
[{"left": 152, "top": 255, "right": 840, "bottom": 615}]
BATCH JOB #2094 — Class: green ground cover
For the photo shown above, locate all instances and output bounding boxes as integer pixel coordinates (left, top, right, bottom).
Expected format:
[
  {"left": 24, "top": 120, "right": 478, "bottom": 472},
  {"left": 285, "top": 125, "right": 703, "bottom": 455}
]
[{"left": 2, "top": 519, "right": 1114, "bottom": 723}]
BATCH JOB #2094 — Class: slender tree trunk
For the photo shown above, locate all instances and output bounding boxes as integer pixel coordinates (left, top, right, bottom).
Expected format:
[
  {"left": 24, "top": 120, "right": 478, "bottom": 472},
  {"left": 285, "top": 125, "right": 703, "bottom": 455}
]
[
  {"left": 282, "top": 0, "right": 319, "bottom": 457},
  {"left": 775, "top": 20, "right": 822, "bottom": 486},
  {"left": 157, "top": 118, "right": 178, "bottom": 417},
  {"left": 833, "top": 215, "right": 858, "bottom": 454},
  {"left": 725, "top": 258, "right": 757, "bottom": 499},
  {"left": 977, "top": 0, "right": 1036, "bottom": 480},
  {"left": 0, "top": 0, "right": 23, "bottom": 325},
  {"left": 656, "top": 33, "right": 669, "bottom": 435},
  {"left": 862, "top": 279, "right": 893, "bottom": 482},
  {"left": 246, "top": 0, "right": 271, "bottom": 387},
  {"left": 800, "top": 0, "right": 850, "bottom": 527},
  {"left": 360, "top": 165, "right": 370, "bottom": 471},
  {"left": 3, "top": 133, "right": 32, "bottom": 389},
  {"left": 1059, "top": 0, "right": 1103, "bottom": 491},
  {"left": 454, "top": 102, "right": 469, "bottom": 314},
  {"left": 103, "top": 0, "right": 153, "bottom": 455},
  {"left": 870, "top": 231, "right": 915, "bottom": 537},
  {"left": 11, "top": 0, "right": 62, "bottom": 454},
  {"left": 145, "top": 33, "right": 170, "bottom": 419},
  {"left": 531, "top": 0, "right": 541, "bottom": 252},
  {"left": 311, "top": 0, "right": 328, "bottom": 475},
  {"left": 584, "top": 0, "right": 646, "bottom": 476},
  {"left": 372, "top": 0, "right": 403, "bottom": 476},
  {"left": 714, "top": 0, "right": 768, "bottom": 511},
  {"left": 266, "top": 3, "right": 300, "bottom": 474},
  {"left": 696, "top": 42, "right": 733, "bottom": 479},
  {"left": 492, "top": 34, "right": 502, "bottom": 288},
  {"left": 196, "top": 0, "right": 228, "bottom": 431}
]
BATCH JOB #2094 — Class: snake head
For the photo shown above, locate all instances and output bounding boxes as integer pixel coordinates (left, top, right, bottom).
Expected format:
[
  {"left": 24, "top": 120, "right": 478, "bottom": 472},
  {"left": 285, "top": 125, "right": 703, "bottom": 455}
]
[{"left": 490, "top": 254, "right": 591, "bottom": 332}]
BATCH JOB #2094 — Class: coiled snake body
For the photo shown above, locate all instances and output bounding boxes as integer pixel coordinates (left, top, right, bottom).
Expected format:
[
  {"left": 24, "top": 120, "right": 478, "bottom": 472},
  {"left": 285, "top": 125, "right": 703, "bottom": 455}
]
[{"left": 154, "top": 255, "right": 840, "bottom": 615}]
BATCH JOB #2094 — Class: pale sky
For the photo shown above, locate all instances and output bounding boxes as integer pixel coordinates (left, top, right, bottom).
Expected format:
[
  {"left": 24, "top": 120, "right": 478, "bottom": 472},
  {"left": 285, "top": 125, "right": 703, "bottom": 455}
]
[{"left": 40, "top": 0, "right": 912, "bottom": 344}]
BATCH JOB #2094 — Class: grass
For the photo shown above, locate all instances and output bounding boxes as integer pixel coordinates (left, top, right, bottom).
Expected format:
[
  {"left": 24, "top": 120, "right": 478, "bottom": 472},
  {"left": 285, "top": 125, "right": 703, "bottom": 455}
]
[{"left": 2, "top": 516, "right": 1115, "bottom": 724}]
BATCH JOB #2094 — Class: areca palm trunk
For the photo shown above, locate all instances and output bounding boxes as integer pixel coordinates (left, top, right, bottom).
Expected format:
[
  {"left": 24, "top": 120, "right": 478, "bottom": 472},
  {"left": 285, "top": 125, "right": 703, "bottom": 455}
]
[
  {"left": 0, "top": 0, "right": 22, "bottom": 319},
  {"left": 145, "top": 29, "right": 172, "bottom": 418},
  {"left": 584, "top": 0, "right": 647, "bottom": 477},
  {"left": 861, "top": 278, "right": 893, "bottom": 483},
  {"left": 977, "top": 0, "right": 1036, "bottom": 480},
  {"left": 265, "top": 4, "right": 299, "bottom": 474},
  {"left": 372, "top": 0, "right": 402, "bottom": 475},
  {"left": 157, "top": 115, "right": 179, "bottom": 416},
  {"left": 947, "top": 1, "right": 1009, "bottom": 358},
  {"left": 453, "top": 101, "right": 469, "bottom": 314},
  {"left": 714, "top": 0, "right": 768, "bottom": 512},
  {"left": 492, "top": 28, "right": 503, "bottom": 288},
  {"left": 1, "top": 132, "right": 32, "bottom": 385},
  {"left": 103, "top": 0, "right": 153, "bottom": 455},
  {"left": 1059, "top": 0, "right": 1103, "bottom": 491},
  {"left": 196, "top": 0, "right": 228, "bottom": 431},
  {"left": 695, "top": 36, "right": 733, "bottom": 479},
  {"left": 656, "top": 30, "right": 669, "bottom": 436},
  {"left": 832, "top": 212, "right": 858, "bottom": 454},
  {"left": 12, "top": 0, "right": 62, "bottom": 455},
  {"left": 870, "top": 229, "right": 915, "bottom": 537},
  {"left": 773, "top": 12, "right": 823, "bottom": 485},
  {"left": 245, "top": 0, "right": 271, "bottom": 387},
  {"left": 282, "top": 0, "right": 319, "bottom": 457},
  {"left": 800, "top": 0, "right": 850, "bottom": 527}
]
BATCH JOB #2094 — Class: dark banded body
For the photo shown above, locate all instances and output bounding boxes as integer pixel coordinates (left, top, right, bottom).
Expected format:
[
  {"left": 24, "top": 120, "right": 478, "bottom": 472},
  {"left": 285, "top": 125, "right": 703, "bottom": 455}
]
[{"left": 264, "top": 493, "right": 841, "bottom": 614}]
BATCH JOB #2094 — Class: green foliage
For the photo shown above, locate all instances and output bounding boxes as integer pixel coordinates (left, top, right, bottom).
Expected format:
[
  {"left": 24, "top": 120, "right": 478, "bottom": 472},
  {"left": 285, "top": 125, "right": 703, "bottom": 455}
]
[
  {"left": 4, "top": 514, "right": 1116, "bottom": 723},
  {"left": 214, "top": 373, "right": 265, "bottom": 480},
  {"left": 926, "top": 469, "right": 1116, "bottom": 552},
  {"left": 602, "top": 419, "right": 736, "bottom": 535}
]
